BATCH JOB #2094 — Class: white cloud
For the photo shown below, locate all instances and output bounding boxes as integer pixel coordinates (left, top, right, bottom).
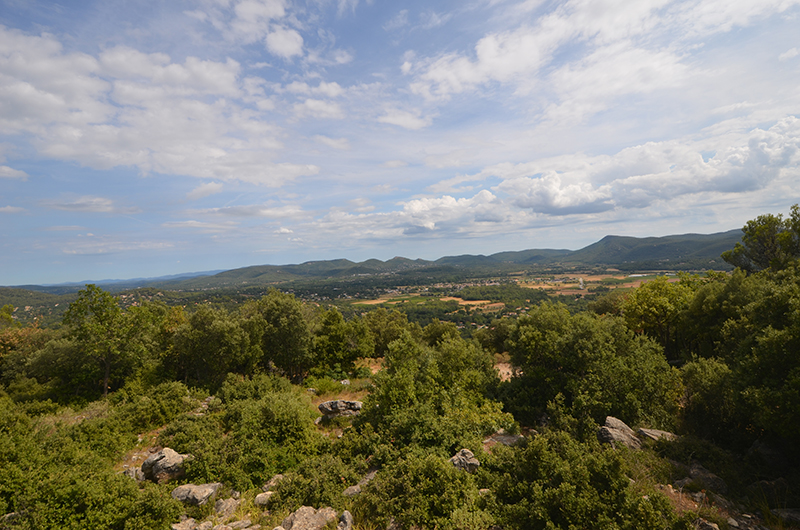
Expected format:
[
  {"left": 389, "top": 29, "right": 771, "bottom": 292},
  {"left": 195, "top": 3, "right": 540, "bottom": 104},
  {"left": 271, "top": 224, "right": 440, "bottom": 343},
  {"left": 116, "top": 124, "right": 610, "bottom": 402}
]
[
  {"left": 187, "top": 182, "right": 224, "bottom": 200},
  {"left": 313, "top": 135, "right": 350, "bottom": 150},
  {"left": 779, "top": 47, "right": 799, "bottom": 61},
  {"left": 294, "top": 98, "right": 344, "bottom": 119},
  {"left": 377, "top": 108, "right": 432, "bottom": 129},
  {"left": 265, "top": 27, "right": 304, "bottom": 59},
  {"left": 0, "top": 165, "right": 28, "bottom": 179},
  {"left": 60, "top": 238, "right": 174, "bottom": 255},
  {"left": 384, "top": 10, "right": 409, "bottom": 30},
  {"left": 275, "top": 226, "right": 293, "bottom": 233},
  {"left": 383, "top": 160, "right": 408, "bottom": 168},
  {"left": 190, "top": 203, "right": 306, "bottom": 219},
  {"left": 46, "top": 196, "right": 141, "bottom": 214},
  {"left": 0, "top": 27, "right": 317, "bottom": 187},
  {"left": 0, "top": 206, "right": 26, "bottom": 213},
  {"left": 162, "top": 220, "right": 239, "bottom": 233}
]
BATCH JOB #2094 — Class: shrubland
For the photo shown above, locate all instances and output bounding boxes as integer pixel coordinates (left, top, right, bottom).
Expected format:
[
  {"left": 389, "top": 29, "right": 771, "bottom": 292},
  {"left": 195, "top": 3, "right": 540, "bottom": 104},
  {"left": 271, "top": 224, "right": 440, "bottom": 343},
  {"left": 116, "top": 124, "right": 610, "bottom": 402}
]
[{"left": 0, "top": 206, "right": 799, "bottom": 529}]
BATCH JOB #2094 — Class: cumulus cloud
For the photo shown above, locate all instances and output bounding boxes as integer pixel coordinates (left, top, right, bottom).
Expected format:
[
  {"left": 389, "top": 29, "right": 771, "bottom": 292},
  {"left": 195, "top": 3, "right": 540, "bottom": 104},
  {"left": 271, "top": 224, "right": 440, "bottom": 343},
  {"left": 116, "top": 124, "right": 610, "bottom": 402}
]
[
  {"left": 187, "top": 182, "right": 224, "bottom": 200},
  {"left": 265, "top": 26, "right": 304, "bottom": 59},
  {"left": 377, "top": 108, "right": 432, "bottom": 129},
  {"left": 294, "top": 99, "right": 344, "bottom": 119},
  {"left": 0, "top": 27, "right": 318, "bottom": 187},
  {"left": 0, "top": 166, "right": 28, "bottom": 179}
]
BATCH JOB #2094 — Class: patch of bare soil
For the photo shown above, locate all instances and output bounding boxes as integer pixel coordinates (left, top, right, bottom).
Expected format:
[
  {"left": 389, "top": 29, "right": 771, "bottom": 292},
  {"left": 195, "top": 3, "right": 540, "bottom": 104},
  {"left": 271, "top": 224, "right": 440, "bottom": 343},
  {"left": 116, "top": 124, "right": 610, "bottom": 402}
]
[{"left": 495, "top": 362, "right": 514, "bottom": 382}]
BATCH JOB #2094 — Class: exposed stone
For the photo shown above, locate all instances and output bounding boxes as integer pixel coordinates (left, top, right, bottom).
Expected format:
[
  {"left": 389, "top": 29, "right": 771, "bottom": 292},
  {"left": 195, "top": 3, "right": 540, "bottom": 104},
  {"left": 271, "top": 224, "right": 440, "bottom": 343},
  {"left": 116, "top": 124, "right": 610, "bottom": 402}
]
[
  {"left": 142, "top": 448, "right": 189, "bottom": 483},
  {"left": 337, "top": 510, "right": 354, "bottom": 530},
  {"left": 215, "top": 498, "right": 240, "bottom": 520},
  {"left": 171, "top": 518, "right": 196, "bottom": 530},
  {"left": 196, "top": 523, "right": 213, "bottom": 530},
  {"left": 597, "top": 417, "right": 641, "bottom": 450},
  {"left": 281, "top": 506, "right": 338, "bottom": 530},
  {"left": 317, "top": 400, "right": 363, "bottom": 420},
  {"left": 343, "top": 468, "right": 378, "bottom": 497},
  {"left": 690, "top": 462, "right": 728, "bottom": 494},
  {"left": 746, "top": 477, "right": 789, "bottom": 507},
  {"left": 171, "top": 483, "right": 222, "bottom": 506},
  {"left": 254, "top": 491, "right": 275, "bottom": 506},
  {"left": 263, "top": 474, "right": 285, "bottom": 492},
  {"left": 229, "top": 520, "right": 252, "bottom": 529},
  {"left": 772, "top": 509, "right": 800, "bottom": 525},
  {"left": 123, "top": 466, "right": 145, "bottom": 482},
  {"left": 342, "top": 485, "right": 361, "bottom": 497},
  {"left": 695, "top": 518, "right": 720, "bottom": 530},
  {"left": 450, "top": 448, "right": 480, "bottom": 473},
  {"left": 483, "top": 429, "right": 525, "bottom": 450},
  {"left": 637, "top": 428, "right": 677, "bottom": 442},
  {"left": 212, "top": 525, "right": 231, "bottom": 530}
]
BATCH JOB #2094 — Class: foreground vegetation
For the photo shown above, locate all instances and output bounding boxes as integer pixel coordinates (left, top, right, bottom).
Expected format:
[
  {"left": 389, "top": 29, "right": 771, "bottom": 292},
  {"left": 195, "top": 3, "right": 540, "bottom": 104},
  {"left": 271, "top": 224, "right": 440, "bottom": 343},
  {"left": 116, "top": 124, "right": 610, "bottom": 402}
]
[{"left": 1, "top": 207, "right": 799, "bottom": 529}]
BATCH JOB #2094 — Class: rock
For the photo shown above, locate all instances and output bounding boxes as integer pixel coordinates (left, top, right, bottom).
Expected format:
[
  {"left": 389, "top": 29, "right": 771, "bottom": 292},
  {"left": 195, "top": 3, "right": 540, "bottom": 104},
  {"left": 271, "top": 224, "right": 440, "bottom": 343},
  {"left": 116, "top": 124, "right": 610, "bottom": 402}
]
[
  {"left": 478, "top": 488, "right": 491, "bottom": 497},
  {"left": 450, "top": 448, "right": 480, "bottom": 473},
  {"left": 317, "top": 400, "right": 363, "bottom": 420},
  {"left": 171, "top": 518, "right": 196, "bottom": 530},
  {"left": 690, "top": 462, "right": 727, "bottom": 494},
  {"left": 695, "top": 518, "right": 720, "bottom": 530},
  {"left": 281, "top": 506, "right": 338, "bottom": 530},
  {"left": 212, "top": 525, "right": 231, "bottom": 530},
  {"left": 343, "top": 468, "right": 378, "bottom": 497},
  {"left": 747, "top": 439, "right": 788, "bottom": 469},
  {"left": 229, "top": 520, "right": 252, "bottom": 529},
  {"left": 263, "top": 474, "right": 285, "bottom": 492},
  {"left": 123, "top": 467, "right": 144, "bottom": 482},
  {"left": 142, "top": 448, "right": 189, "bottom": 483},
  {"left": 727, "top": 518, "right": 739, "bottom": 528},
  {"left": 215, "top": 498, "right": 240, "bottom": 519},
  {"left": 772, "top": 509, "right": 800, "bottom": 525},
  {"left": 483, "top": 429, "right": 525, "bottom": 449},
  {"left": 337, "top": 510, "right": 354, "bottom": 530},
  {"left": 746, "top": 477, "right": 789, "bottom": 507},
  {"left": 196, "top": 523, "right": 213, "bottom": 530},
  {"left": 340, "top": 379, "right": 350, "bottom": 386},
  {"left": 254, "top": 491, "right": 275, "bottom": 506},
  {"left": 597, "top": 417, "right": 642, "bottom": 450},
  {"left": 171, "top": 483, "right": 222, "bottom": 506},
  {"left": 342, "top": 485, "right": 361, "bottom": 497},
  {"left": 637, "top": 428, "right": 677, "bottom": 442}
]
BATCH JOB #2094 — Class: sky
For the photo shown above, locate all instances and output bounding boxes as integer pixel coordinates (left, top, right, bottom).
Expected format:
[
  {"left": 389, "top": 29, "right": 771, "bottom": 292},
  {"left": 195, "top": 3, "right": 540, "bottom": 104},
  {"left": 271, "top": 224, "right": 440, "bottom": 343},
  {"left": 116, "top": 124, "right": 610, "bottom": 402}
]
[{"left": 1, "top": 0, "right": 800, "bottom": 285}]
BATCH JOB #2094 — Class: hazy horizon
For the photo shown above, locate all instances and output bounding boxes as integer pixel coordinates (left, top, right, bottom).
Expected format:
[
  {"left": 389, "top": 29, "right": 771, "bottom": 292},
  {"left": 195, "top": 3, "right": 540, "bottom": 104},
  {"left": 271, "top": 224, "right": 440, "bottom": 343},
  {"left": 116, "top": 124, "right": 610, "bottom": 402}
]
[{"left": 1, "top": 0, "right": 799, "bottom": 285}]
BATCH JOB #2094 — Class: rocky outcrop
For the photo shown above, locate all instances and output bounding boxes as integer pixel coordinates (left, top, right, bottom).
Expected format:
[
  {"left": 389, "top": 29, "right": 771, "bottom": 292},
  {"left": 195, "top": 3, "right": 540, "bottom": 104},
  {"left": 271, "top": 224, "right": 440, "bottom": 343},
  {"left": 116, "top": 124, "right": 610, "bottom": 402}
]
[
  {"left": 597, "top": 417, "right": 642, "bottom": 450},
  {"left": 253, "top": 491, "right": 274, "bottom": 506},
  {"left": 690, "top": 462, "right": 728, "bottom": 494},
  {"left": 482, "top": 429, "right": 524, "bottom": 450},
  {"left": 171, "top": 483, "right": 222, "bottom": 506},
  {"left": 214, "top": 497, "right": 240, "bottom": 520},
  {"left": 637, "top": 428, "right": 677, "bottom": 442},
  {"left": 450, "top": 448, "right": 480, "bottom": 473},
  {"left": 263, "top": 473, "right": 285, "bottom": 492},
  {"left": 142, "top": 448, "right": 189, "bottom": 483},
  {"left": 279, "top": 506, "right": 338, "bottom": 530},
  {"left": 317, "top": 400, "right": 363, "bottom": 421},
  {"left": 343, "top": 468, "right": 378, "bottom": 497}
]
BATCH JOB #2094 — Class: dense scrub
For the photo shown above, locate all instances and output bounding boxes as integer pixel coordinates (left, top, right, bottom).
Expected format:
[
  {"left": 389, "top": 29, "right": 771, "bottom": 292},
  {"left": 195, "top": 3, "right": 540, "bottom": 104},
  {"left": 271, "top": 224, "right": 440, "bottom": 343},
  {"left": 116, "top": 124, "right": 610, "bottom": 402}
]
[{"left": 1, "top": 207, "right": 799, "bottom": 528}]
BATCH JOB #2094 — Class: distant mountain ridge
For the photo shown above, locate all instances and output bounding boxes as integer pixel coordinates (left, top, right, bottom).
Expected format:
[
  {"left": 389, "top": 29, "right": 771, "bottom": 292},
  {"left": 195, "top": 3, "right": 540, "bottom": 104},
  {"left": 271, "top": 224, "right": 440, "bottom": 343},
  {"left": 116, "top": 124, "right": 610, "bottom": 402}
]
[{"left": 8, "top": 229, "right": 742, "bottom": 292}]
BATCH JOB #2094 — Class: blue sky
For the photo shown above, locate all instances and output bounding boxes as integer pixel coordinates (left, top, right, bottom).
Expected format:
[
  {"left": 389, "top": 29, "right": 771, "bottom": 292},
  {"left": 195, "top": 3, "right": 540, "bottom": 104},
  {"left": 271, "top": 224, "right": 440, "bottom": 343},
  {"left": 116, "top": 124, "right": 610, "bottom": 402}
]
[{"left": 1, "top": 0, "right": 799, "bottom": 285}]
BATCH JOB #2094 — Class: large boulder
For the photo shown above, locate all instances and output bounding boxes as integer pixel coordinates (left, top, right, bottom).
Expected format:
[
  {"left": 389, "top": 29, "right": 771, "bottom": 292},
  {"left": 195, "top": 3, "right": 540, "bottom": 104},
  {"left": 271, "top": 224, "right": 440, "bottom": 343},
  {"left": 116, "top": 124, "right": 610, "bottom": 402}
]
[
  {"left": 337, "top": 510, "right": 353, "bottom": 530},
  {"left": 597, "top": 417, "right": 642, "bottom": 450},
  {"left": 171, "top": 483, "right": 222, "bottom": 506},
  {"left": 281, "top": 506, "right": 338, "bottom": 530},
  {"left": 450, "top": 449, "right": 480, "bottom": 473},
  {"left": 142, "top": 448, "right": 189, "bottom": 483},
  {"left": 215, "top": 497, "right": 240, "bottom": 520},
  {"left": 317, "top": 400, "right": 363, "bottom": 420}
]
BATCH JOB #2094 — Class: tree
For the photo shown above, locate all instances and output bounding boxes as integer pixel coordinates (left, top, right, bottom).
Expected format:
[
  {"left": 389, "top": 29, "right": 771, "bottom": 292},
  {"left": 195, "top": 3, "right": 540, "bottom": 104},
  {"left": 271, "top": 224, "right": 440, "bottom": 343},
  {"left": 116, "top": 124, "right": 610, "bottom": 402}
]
[
  {"left": 722, "top": 204, "right": 800, "bottom": 273},
  {"left": 245, "top": 289, "right": 313, "bottom": 379},
  {"left": 63, "top": 285, "right": 125, "bottom": 398},
  {"left": 312, "top": 308, "right": 373, "bottom": 375}
]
